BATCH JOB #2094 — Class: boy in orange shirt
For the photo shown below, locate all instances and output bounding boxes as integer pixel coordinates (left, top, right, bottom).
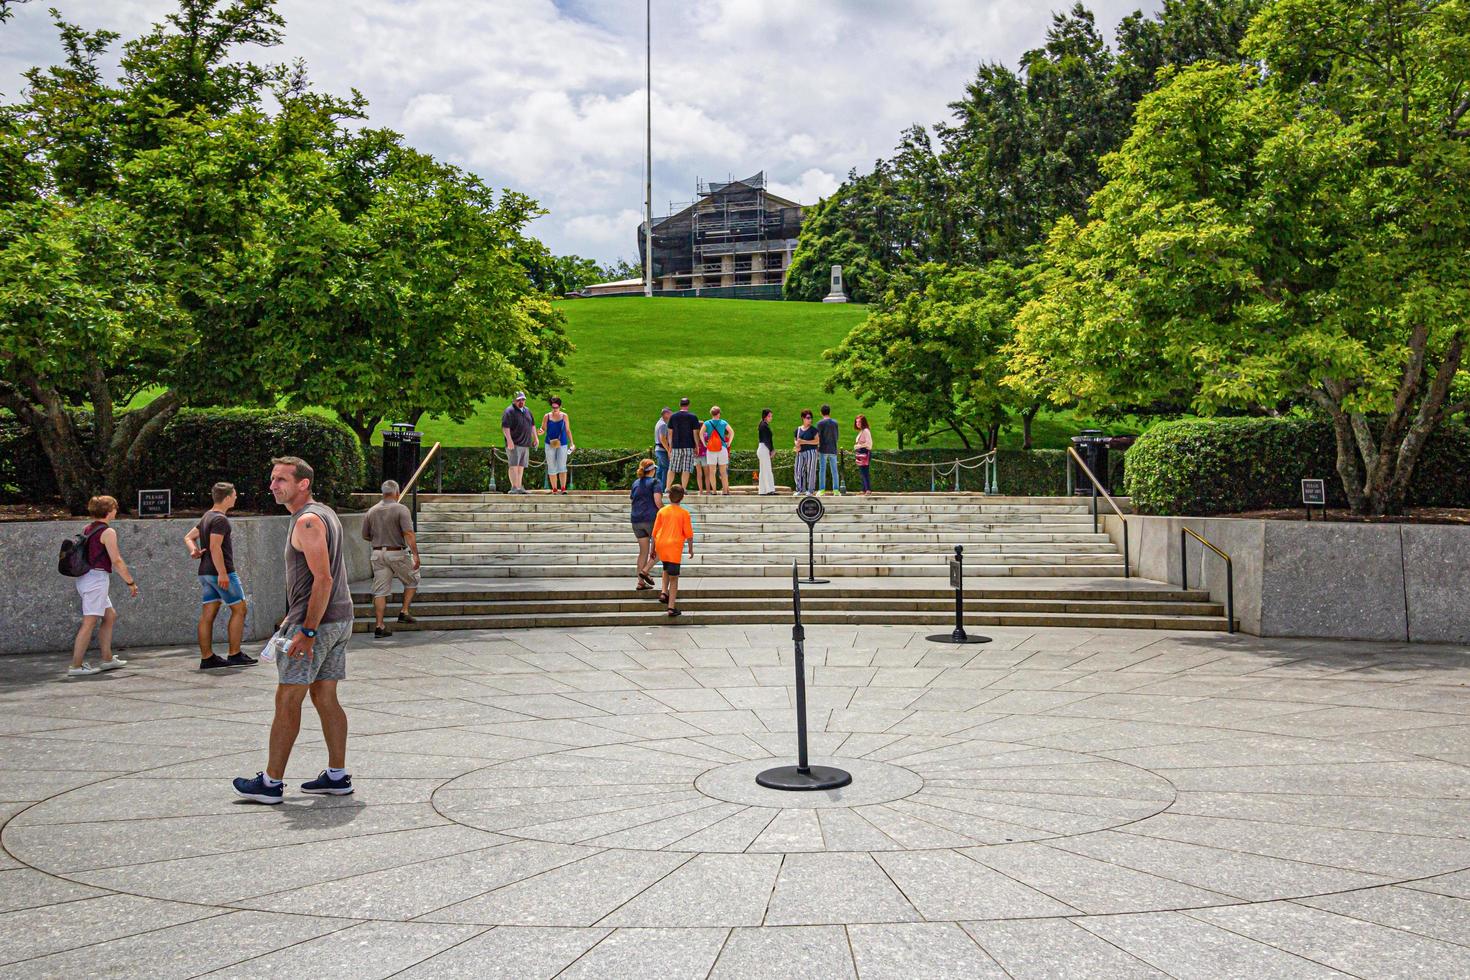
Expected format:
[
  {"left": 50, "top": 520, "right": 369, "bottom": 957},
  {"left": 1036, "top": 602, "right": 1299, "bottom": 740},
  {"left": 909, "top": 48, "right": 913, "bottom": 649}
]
[{"left": 651, "top": 484, "right": 695, "bottom": 617}]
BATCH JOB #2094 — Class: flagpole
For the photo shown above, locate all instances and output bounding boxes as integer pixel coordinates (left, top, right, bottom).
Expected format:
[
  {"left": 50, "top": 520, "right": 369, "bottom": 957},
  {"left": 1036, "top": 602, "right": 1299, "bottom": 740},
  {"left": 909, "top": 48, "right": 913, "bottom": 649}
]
[{"left": 643, "top": 0, "right": 654, "bottom": 298}]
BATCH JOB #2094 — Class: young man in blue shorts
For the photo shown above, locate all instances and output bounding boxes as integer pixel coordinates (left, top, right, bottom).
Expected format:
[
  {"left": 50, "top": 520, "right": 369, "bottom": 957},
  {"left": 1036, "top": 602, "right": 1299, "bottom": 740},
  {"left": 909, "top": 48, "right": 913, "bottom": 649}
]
[{"left": 185, "top": 482, "right": 256, "bottom": 670}]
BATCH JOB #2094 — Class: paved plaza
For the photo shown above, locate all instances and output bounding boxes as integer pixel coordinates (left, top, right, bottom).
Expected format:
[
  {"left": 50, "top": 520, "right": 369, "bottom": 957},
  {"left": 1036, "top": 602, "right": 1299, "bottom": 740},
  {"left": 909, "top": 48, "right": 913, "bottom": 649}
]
[{"left": 2, "top": 624, "right": 1470, "bottom": 977}]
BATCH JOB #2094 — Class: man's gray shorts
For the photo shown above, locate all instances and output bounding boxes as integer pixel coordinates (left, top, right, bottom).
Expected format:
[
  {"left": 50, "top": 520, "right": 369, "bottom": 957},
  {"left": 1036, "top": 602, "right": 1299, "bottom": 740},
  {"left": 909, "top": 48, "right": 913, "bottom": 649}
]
[
  {"left": 507, "top": 445, "right": 530, "bottom": 467},
  {"left": 276, "top": 620, "right": 351, "bottom": 685}
]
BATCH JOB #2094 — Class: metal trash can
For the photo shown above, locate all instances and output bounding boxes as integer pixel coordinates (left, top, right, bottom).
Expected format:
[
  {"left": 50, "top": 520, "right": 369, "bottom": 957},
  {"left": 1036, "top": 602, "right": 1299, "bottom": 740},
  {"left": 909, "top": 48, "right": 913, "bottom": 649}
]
[
  {"left": 1071, "top": 430, "right": 1111, "bottom": 495},
  {"left": 380, "top": 422, "right": 422, "bottom": 488}
]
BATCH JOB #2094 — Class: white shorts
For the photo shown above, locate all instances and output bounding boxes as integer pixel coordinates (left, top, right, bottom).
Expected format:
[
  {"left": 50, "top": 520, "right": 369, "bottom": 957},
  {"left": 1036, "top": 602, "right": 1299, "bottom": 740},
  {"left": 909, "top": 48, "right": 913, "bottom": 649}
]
[
  {"left": 705, "top": 449, "right": 729, "bottom": 466},
  {"left": 76, "top": 569, "right": 112, "bottom": 617}
]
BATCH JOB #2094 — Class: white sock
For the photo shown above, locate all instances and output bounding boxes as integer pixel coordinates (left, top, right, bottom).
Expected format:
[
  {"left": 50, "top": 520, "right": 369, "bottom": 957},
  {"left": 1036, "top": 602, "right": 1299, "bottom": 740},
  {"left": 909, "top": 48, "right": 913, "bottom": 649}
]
[
  {"left": 326, "top": 767, "right": 347, "bottom": 780},
  {"left": 262, "top": 774, "right": 283, "bottom": 788}
]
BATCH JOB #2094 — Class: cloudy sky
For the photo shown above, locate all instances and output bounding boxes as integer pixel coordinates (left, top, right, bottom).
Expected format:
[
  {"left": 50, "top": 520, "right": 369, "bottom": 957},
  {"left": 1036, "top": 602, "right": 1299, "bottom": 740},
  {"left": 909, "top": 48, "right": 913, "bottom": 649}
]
[{"left": 0, "top": 0, "right": 1159, "bottom": 263}]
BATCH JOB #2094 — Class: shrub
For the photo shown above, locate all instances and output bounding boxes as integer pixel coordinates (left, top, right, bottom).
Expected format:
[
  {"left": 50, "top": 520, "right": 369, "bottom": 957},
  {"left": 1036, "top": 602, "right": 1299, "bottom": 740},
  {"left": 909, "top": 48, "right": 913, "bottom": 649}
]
[
  {"left": 1, "top": 408, "right": 366, "bottom": 511},
  {"left": 1124, "top": 416, "right": 1470, "bottom": 514}
]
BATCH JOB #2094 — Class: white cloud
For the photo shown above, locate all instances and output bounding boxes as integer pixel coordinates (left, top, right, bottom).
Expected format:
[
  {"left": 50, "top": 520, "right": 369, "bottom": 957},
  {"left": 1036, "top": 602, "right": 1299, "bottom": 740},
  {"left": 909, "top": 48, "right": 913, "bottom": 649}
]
[
  {"left": 0, "top": 0, "right": 1161, "bottom": 261},
  {"left": 768, "top": 168, "right": 841, "bottom": 206}
]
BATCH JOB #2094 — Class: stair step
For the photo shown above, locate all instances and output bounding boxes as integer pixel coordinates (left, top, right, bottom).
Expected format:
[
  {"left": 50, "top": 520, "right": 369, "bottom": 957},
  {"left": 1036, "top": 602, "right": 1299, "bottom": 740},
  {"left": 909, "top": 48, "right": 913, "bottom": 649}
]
[
  {"left": 353, "top": 609, "right": 1230, "bottom": 632},
  {"left": 354, "top": 598, "right": 1225, "bottom": 617}
]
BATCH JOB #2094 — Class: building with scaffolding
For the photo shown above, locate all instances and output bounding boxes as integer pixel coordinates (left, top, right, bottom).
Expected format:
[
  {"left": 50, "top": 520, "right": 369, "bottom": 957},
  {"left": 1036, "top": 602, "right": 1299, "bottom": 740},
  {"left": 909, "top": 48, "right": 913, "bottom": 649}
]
[{"left": 634, "top": 172, "right": 805, "bottom": 297}]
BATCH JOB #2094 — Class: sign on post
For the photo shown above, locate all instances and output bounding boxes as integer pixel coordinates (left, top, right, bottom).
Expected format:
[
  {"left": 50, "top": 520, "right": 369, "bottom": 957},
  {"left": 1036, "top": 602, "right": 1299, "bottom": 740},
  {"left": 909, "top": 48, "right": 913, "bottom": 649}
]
[
  {"left": 797, "top": 496, "right": 825, "bottom": 525},
  {"left": 948, "top": 557, "right": 962, "bottom": 590},
  {"left": 1301, "top": 479, "right": 1326, "bottom": 521},
  {"left": 137, "top": 489, "right": 171, "bottom": 518}
]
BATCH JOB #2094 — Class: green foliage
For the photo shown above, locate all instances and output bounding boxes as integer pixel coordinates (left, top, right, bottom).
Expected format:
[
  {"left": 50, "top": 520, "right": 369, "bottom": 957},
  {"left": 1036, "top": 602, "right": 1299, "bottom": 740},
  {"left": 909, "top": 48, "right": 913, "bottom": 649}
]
[
  {"left": 1, "top": 407, "right": 365, "bottom": 510},
  {"left": 787, "top": 1, "right": 1263, "bottom": 298},
  {"left": 1125, "top": 417, "right": 1470, "bottom": 515},
  {"left": 0, "top": 0, "right": 567, "bottom": 509},
  {"left": 1011, "top": 0, "right": 1470, "bottom": 514},
  {"left": 824, "top": 262, "right": 1035, "bottom": 448}
]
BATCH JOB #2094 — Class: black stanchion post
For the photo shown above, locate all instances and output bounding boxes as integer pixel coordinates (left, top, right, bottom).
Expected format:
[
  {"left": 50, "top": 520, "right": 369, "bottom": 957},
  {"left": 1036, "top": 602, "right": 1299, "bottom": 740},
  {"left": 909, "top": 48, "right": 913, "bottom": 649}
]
[
  {"left": 927, "top": 545, "right": 991, "bottom": 645},
  {"left": 797, "top": 496, "right": 829, "bottom": 585},
  {"left": 756, "top": 563, "right": 852, "bottom": 791}
]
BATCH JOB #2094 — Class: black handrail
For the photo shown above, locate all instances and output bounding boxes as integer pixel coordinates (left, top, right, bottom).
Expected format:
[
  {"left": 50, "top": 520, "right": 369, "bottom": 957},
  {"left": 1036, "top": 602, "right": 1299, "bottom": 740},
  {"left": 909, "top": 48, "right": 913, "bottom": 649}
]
[
  {"left": 1067, "top": 446, "right": 1129, "bottom": 579},
  {"left": 1181, "top": 526, "right": 1236, "bottom": 634}
]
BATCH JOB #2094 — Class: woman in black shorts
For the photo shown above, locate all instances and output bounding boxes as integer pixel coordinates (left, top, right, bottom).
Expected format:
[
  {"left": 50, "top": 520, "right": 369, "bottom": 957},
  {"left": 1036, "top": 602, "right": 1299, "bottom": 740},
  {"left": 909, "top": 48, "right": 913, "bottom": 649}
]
[{"left": 629, "top": 458, "right": 663, "bottom": 590}]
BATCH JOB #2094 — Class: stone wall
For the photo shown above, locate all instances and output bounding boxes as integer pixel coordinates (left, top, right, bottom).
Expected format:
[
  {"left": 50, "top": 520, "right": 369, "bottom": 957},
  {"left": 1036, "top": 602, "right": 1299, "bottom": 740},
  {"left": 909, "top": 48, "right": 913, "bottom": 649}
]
[
  {"left": 1103, "top": 513, "right": 1470, "bottom": 643},
  {"left": 0, "top": 512, "right": 369, "bottom": 656}
]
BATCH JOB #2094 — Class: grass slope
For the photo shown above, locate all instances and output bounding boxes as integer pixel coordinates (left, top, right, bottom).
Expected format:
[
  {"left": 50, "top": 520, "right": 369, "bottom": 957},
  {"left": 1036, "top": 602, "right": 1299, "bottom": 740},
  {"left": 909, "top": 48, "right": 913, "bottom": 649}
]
[{"left": 416, "top": 297, "right": 881, "bottom": 448}]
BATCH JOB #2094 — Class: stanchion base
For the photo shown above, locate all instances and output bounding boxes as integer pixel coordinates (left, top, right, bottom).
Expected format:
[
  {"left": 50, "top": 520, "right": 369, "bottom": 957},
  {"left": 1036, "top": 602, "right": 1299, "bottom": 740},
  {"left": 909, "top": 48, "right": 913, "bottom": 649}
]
[
  {"left": 801, "top": 578, "right": 831, "bottom": 585},
  {"left": 926, "top": 632, "right": 993, "bottom": 644},
  {"left": 755, "top": 765, "right": 852, "bottom": 791}
]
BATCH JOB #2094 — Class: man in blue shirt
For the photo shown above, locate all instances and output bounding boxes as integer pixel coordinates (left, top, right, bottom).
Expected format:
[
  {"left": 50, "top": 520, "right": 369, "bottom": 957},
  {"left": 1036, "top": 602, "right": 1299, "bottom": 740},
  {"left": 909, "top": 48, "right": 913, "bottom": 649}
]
[{"left": 817, "top": 404, "right": 841, "bottom": 495}]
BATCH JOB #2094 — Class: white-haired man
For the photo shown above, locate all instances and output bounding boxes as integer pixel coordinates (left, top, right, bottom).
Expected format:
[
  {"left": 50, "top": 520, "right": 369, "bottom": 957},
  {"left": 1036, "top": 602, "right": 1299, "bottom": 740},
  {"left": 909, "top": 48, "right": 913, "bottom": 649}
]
[{"left": 362, "top": 479, "right": 421, "bottom": 638}]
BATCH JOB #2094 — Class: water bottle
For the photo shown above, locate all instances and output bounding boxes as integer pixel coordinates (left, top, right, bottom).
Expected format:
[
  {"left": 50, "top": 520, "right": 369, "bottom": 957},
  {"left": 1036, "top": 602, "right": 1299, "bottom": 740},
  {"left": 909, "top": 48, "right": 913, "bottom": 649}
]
[{"left": 259, "top": 632, "right": 288, "bottom": 664}]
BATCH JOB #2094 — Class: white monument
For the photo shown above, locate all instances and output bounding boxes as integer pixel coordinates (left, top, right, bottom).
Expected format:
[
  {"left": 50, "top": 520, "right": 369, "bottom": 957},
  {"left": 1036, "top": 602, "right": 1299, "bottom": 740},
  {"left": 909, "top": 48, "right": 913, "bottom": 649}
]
[{"left": 822, "top": 264, "right": 849, "bottom": 303}]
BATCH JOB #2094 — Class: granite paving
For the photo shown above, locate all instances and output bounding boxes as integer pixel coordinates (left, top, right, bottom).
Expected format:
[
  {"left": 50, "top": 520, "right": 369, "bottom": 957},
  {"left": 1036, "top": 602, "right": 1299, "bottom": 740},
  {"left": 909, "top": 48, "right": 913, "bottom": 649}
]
[{"left": 2, "top": 624, "right": 1470, "bottom": 977}]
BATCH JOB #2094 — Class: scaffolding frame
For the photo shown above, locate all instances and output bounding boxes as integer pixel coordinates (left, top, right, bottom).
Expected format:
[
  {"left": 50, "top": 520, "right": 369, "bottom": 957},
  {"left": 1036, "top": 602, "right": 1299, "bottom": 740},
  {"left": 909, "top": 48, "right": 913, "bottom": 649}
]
[{"left": 640, "top": 171, "right": 803, "bottom": 289}]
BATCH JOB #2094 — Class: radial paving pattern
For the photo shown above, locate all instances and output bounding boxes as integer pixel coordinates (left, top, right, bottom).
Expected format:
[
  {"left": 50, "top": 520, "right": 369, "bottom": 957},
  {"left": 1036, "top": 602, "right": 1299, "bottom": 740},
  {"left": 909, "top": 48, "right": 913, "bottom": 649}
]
[{"left": 3, "top": 624, "right": 1470, "bottom": 977}]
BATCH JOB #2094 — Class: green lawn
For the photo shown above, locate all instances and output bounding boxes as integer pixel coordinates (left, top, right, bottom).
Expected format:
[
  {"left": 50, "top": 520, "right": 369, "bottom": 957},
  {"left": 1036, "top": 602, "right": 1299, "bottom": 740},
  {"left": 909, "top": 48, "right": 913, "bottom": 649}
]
[
  {"left": 415, "top": 297, "right": 881, "bottom": 448},
  {"left": 410, "top": 297, "right": 1135, "bottom": 450}
]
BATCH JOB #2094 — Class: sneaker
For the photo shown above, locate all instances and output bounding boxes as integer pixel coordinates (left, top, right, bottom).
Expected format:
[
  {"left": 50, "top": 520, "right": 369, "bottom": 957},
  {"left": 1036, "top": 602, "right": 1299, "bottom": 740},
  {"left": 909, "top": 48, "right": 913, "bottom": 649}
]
[
  {"left": 397, "top": 612, "right": 417, "bottom": 624},
  {"left": 301, "top": 770, "right": 353, "bottom": 795},
  {"left": 94, "top": 658, "right": 127, "bottom": 672},
  {"left": 374, "top": 626, "right": 392, "bottom": 639},
  {"left": 200, "top": 655, "right": 231, "bottom": 670},
  {"left": 225, "top": 652, "right": 258, "bottom": 668},
  {"left": 66, "top": 664, "right": 99, "bottom": 678},
  {"left": 232, "top": 772, "right": 284, "bottom": 804}
]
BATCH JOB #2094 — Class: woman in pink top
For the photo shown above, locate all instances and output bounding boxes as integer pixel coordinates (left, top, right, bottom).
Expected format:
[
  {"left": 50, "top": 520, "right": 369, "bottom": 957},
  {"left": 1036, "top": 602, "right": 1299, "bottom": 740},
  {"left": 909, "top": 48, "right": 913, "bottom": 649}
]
[{"left": 854, "top": 415, "right": 873, "bottom": 495}]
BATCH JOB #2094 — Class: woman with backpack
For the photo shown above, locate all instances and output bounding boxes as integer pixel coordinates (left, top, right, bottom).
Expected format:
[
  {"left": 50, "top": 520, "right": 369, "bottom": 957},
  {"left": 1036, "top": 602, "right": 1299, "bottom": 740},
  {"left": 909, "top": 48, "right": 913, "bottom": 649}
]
[
  {"left": 701, "top": 406, "right": 734, "bottom": 495},
  {"left": 68, "top": 495, "right": 137, "bottom": 677}
]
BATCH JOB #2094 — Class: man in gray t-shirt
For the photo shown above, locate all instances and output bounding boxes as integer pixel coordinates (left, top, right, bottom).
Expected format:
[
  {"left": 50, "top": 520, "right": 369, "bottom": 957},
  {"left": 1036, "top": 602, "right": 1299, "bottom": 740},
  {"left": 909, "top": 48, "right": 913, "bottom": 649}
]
[
  {"left": 501, "top": 391, "right": 538, "bottom": 494},
  {"left": 362, "top": 480, "right": 421, "bottom": 637}
]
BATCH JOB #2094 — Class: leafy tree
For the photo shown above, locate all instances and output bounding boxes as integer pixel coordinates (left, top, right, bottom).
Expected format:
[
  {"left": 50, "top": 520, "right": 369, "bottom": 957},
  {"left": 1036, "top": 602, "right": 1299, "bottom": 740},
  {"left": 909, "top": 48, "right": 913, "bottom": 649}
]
[
  {"left": 517, "top": 245, "right": 605, "bottom": 296},
  {"left": 1009, "top": 0, "right": 1470, "bottom": 514},
  {"left": 0, "top": 0, "right": 569, "bottom": 505},
  {"left": 825, "top": 262, "right": 1033, "bottom": 448},
  {"left": 598, "top": 256, "right": 642, "bottom": 281}
]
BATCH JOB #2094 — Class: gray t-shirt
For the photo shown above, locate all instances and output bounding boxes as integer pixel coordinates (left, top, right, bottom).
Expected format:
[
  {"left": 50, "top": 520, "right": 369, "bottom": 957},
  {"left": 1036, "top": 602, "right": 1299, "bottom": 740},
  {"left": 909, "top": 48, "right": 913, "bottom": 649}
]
[
  {"left": 363, "top": 499, "right": 412, "bottom": 549},
  {"left": 654, "top": 419, "right": 669, "bottom": 451},
  {"left": 284, "top": 501, "right": 354, "bottom": 626},
  {"left": 501, "top": 404, "right": 536, "bottom": 447}
]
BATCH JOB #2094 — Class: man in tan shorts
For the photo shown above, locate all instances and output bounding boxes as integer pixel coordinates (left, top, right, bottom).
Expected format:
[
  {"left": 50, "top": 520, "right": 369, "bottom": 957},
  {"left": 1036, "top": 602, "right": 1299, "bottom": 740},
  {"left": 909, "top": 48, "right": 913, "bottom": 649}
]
[{"left": 361, "top": 480, "right": 421, "bottom": 638}]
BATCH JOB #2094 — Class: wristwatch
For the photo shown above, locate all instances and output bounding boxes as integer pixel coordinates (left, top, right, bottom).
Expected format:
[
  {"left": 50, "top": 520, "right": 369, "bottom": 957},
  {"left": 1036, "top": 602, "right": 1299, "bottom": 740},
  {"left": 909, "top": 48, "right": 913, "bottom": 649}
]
[{"left": 300, "top": 627, "right": 318, "bottom": 639}]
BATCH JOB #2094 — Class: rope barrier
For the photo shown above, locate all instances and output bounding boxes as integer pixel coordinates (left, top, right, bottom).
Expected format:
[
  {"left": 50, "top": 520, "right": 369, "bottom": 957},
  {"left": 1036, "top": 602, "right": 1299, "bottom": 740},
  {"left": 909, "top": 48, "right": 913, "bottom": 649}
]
[{"left": 867, "top": 450, "right": 996, "bottom": 469}]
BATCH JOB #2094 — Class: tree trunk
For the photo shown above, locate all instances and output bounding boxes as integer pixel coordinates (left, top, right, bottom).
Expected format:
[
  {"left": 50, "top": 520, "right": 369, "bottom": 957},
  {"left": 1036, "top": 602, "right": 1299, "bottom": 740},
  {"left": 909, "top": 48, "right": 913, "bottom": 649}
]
[
  {"left": 2, "top": 385, "right": 182, "bottom": 513},
  {"left": 1021, "top": 404, "right": 1038, "bottom": 451},
  {"left": 343, "top": 411, "right": 376, "bottom": 449}
]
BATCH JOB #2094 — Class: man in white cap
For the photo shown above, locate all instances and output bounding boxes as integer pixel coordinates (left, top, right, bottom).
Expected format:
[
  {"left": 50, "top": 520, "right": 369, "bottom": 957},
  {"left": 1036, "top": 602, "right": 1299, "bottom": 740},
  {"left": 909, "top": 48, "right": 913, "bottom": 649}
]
[{"left": 501, "top": 391, "right": 538, "bottom": 494}]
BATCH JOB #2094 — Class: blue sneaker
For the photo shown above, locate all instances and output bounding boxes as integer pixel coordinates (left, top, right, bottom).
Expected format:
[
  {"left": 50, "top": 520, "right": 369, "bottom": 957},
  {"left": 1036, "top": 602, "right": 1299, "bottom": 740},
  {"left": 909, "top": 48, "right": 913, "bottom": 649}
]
[
  {"left": 301, "top": 770, "right": 353, "bottom": 795},
  {"left": 232, "top": 772, "right": 284, "bottom": 804}
]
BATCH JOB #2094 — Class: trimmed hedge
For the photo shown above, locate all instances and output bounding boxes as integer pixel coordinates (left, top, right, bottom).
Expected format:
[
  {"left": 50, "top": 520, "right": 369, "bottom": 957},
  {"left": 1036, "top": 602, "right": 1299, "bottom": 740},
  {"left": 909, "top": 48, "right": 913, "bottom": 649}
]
[
  {"left": 1, "top": 408, "right": 366, "bottom": 511},
  {"left": 1124, "top": 416, "right": 1470, "bottom": 515},
  {"left": 371, "top": 445, "right": 1124, "bottom": 496}
]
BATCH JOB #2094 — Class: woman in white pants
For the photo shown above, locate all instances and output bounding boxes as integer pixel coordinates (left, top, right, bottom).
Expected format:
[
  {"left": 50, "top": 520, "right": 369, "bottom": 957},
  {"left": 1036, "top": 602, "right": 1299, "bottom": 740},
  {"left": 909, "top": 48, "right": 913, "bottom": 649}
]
[
  {"left": 69, "top": 495, "right": 138, "bottom": 677},
  {"left": 756, "top": 409, "right": 776, "bottom": 494}
]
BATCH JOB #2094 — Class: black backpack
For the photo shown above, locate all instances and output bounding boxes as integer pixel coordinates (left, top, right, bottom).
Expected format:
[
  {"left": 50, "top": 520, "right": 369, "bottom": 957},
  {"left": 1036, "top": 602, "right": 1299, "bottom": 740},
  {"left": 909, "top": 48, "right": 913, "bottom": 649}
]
[{"left": 58, "top": 525, "right": 100, "bottom": 577}]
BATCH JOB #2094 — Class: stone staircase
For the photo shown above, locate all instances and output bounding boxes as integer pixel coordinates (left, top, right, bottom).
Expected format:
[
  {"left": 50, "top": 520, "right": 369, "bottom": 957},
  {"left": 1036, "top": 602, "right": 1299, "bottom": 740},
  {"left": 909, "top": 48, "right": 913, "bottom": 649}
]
[
  {"left": 349, "top": 494, "right": 1233, "bottom": 633},
  {"left": 413, "top": 493, "right": 1126, "bottom": 579}
]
